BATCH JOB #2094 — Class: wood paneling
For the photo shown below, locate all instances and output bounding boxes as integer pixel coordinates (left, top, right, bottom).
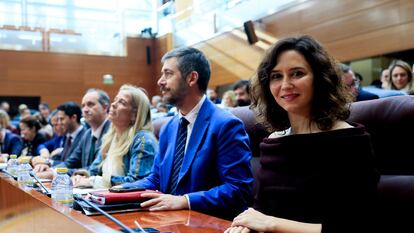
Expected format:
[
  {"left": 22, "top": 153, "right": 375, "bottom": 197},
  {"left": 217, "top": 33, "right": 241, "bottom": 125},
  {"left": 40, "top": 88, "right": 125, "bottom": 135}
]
[
  {"left": 194, "top": 29, "right": 264, "bottom": 87},
  {"left": 0, "top": 174, "right": 111, "bottom": 233},
  {"left": 1, "top": 174, "right": 231, "bottom": 233},
  {"left": 0, "top": 37, "right": 167, "bottom": 109},
  {"left": 201, "top": 0, "right": 414, "bottom": 87}
]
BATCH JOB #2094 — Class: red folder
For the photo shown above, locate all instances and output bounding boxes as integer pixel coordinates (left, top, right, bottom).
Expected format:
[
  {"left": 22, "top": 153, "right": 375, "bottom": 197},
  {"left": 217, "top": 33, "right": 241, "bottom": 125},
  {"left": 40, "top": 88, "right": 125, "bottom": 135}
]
[{"left": 89, "top": 190, "right": 161, "bottom": 205}]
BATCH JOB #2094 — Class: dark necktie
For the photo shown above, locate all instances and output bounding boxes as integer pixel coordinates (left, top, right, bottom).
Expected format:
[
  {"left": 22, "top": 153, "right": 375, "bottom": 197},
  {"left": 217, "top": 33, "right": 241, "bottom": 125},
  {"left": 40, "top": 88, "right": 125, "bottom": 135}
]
[
  {"left": 62, "top": 136, "right": 72, "bottom": 160},
  {"left": 88, "top": 136, "right": 97, "bottom": 165},
  {"left": 168, "top": 118, "right": 189, "bottom": 194}
]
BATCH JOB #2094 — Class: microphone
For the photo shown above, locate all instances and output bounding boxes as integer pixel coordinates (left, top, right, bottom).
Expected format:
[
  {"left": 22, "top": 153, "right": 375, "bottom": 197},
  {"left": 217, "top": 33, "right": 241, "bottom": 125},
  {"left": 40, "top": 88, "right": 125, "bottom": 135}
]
[
  {"left": 0, "top": 169, "right": 17, "bottom": 180},
  {"left": 29, "top": 171, "right": 51, "bottom": 196},
  {"left": 73, "top": 194, "right": 137, "bottom": 233}
]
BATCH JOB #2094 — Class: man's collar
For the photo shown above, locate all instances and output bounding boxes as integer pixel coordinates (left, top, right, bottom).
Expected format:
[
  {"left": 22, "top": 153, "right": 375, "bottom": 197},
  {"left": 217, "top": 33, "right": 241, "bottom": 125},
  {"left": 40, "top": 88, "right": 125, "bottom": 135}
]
[{"left": 179, "top": 95, "right": 206, "bottom": 125}]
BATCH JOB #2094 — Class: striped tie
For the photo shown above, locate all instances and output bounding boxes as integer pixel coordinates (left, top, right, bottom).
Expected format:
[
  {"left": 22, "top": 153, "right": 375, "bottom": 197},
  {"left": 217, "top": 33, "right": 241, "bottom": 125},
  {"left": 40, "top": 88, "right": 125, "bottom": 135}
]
[{"left": 168, "top": 117, "right": 189, "bottom": 195}]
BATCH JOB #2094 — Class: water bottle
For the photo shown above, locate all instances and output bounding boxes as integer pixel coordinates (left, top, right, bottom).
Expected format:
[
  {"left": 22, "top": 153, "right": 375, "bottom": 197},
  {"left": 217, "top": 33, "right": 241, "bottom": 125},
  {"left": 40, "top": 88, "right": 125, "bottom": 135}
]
[
  {"left": 17, "top": 157, "right": 34, "bottom": 187},
  {"left": 51, "top": 167, "right": 73, "bottom": 207},
  {"left": 6, "top": 154, "right": 19, "bottom": 177}
]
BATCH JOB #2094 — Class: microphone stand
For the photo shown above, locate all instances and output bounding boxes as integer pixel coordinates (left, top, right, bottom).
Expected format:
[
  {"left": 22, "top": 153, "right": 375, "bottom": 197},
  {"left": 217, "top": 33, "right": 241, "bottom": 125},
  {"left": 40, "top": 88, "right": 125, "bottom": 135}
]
[
  {"left": 29, "top": 171, "right": 51, "bottom": 196},
  {"left": 73, "top": 194, "right": 137, "bottom": 233},
  {"left": 0, "top": 169, "right": 17, "bottom": 180}
]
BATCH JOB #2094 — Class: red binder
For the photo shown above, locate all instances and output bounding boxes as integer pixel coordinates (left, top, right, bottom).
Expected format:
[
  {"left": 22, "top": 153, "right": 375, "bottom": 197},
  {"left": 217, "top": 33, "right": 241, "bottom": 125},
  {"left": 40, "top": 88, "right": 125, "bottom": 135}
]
[{"left": 89, "top": 190, "right": 161, "bottom": 205}]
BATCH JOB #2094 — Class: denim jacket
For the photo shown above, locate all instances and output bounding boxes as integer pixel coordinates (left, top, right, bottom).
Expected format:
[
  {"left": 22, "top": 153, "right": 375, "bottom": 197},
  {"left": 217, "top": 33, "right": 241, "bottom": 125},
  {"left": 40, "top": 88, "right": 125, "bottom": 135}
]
[{"left": 88, "top": 130, "right": 158, "bottom": 186}]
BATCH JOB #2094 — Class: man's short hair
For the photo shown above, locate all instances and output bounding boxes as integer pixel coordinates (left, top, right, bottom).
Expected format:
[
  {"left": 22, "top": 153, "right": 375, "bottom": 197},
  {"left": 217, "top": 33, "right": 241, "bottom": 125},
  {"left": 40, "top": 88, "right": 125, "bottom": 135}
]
[
  {"left": 86, "top": 88, "right": 110, "bottom": 107},
  {"left": 233, "top": 80, "right": 250, "bottom": 94},
  {"left": 161, "top": 47, "right": 211, "bottom": 93},
  {"left": 57, "top": 102, "right": 82, "bottom": 123}
]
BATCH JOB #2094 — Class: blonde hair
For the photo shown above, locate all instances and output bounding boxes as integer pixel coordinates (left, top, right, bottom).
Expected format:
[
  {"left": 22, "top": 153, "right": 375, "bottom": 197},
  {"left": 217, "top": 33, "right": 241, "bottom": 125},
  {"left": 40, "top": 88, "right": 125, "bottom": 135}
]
[
  {"left": 222, "top": 90, "right": 237, "bottom": 108},
  {"left": 100, "top": 84, "right": 153, "bottom": 161},
  {"left": 0, "top": 109, "right": 11, "bottom": 129}
]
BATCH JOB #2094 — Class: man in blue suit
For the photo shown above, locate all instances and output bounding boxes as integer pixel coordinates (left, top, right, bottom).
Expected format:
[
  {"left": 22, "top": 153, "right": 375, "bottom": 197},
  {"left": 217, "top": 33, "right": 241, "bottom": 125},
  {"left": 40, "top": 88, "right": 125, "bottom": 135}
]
[{"left": 120, "top": 47, "right": 253, "bottom": 219}]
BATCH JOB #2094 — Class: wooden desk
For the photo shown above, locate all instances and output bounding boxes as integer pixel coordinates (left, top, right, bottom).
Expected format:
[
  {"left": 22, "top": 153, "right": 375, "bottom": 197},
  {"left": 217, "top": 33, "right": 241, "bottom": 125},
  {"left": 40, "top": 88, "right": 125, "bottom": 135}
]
[{"left": 0, "top": 173, "right": 231, "bottom": 232}]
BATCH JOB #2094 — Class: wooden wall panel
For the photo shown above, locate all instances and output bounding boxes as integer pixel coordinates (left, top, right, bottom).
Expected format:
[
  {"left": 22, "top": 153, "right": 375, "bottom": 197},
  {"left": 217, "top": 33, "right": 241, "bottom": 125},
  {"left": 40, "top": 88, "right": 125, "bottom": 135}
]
[
  {"left": 151, "top": 33, "right": 174, "bottom": 96},
  {"left": 303, "top": 1, "right": 400, "bottom": 43},
  {"left": 0, "top": 36, "right": 168, "bottom": 109},
  {"left": 201, "top": 0, "right": 414, "bottom": 86}
]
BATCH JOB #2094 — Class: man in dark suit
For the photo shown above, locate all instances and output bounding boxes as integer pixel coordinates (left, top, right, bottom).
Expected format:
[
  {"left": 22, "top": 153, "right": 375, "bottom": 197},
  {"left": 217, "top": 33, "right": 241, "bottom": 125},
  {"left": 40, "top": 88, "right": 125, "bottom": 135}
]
[
  {"left": 34, "top": 102, "right": 86, "bottom": 178},
  {"left": 119, "top": 47, "right": 253, "bottom": 219},
  {"left": 57, "top": 89, "right": 110, "bottom": 174},
  {"left": 33, "top": 89, "right": 110, "bottom": 177}
]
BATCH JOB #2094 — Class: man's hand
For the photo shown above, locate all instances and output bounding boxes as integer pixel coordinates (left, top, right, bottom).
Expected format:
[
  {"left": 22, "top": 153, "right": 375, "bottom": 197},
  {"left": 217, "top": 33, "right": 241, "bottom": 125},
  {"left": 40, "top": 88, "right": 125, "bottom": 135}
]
[
  {"left": 140, "top": 193, "right": 188, "bottom": 211},
  {"left": 36, "top": 169, "right": 54, "bottom": 179},
  {"left": 50, "top": 148, "right": 63, "bottom": 158},
  {"left": 33, "top": 163, "right": 50, "bottom": 173},
  {"left": 72, "top": 175, "right": 92, "bottom": 188},
  {"left": 31, "top": 156, "right": 49, "bottom": 167}
]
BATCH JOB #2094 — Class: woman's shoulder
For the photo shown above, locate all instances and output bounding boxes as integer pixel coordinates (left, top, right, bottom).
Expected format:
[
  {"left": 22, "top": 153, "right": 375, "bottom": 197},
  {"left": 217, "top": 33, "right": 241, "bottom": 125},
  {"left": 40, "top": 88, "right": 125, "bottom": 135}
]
[
  {"left": 269, "top": 128, "right": 292, "bottom": 139},
  {"left": 133, "top": 130, "right": 158, "bottom": 144},
  {"left": 134, "top": 129, "right": 154, "bottom": 138},
  {"left": 331, "top": 121, "right": 353, "bottom": 130}
]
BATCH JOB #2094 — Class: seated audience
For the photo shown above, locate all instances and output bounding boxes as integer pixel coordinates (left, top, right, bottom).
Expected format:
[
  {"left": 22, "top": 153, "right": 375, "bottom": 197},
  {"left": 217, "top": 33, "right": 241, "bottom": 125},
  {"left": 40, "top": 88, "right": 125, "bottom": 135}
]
[
  {"left": 0, "top": 101, "right": 10, "bottom": 114},
  {"left": 35, "top": 101, "right": 87, "bottom": 170},
  {"left": 72, "top": 84, "right": 157, "bottom": 188},
  {"left": 233, "top": 80, "right": 251, "bottom": 106},
  {"left": 33, "top": 89, "right": 111, "bottom": 178},
  {"left": 220, "top": 90, "right": 237, "bottom": 109},
  {"left": 389, "top": 60, "right": 414, "bottom": 94},
  {"left": 380, "top": 68, "right": 391, "bottom": 89},
  {"left": 226, "top": 35, "right": 379, "bottom": 233},
  {"left": 38, "top": 102, "right": 51, "bottom": 122},
  {"left": 0, "top": 109, "right": 23, "bottom": 157},
  {"left": 207, "top": 88, "right": 221, "bottom": 104},
  {"left": 33, "top": 110, "right": 65, "bottom": 163},
  {"left": 150, "top": 95, "right": 162, "bottom": 114},
  {"left": 19, "top": 115, "right": 47, "bottom": 156},
  {"left": 118, "top": 47, "right": 253, "bottom": 220},
  {"left": 0, "top": 108, "right": 19, "bottom": 135},
  {"left": 35, "top": 113, "right": 53, "bottom": 140},
  {"left": 340, "top": 64, "right": 379, "bottom": 101}
]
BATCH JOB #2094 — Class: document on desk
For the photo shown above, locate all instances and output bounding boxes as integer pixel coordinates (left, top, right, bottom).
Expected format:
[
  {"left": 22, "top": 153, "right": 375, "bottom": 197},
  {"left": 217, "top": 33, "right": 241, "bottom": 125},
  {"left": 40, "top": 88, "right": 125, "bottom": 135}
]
[
  {"left": 73, "top": 187, "right": 107, "bottom": 195},
  {"left": 74, "top": 199, "right": 143, "bottom": 216}
]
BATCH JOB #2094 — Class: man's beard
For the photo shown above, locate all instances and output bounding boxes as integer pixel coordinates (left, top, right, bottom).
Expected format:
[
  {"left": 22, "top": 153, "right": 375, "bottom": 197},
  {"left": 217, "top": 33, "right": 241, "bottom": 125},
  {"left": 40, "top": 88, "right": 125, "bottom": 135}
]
[
  {"left": 161, "top": 81, "right": 188, "bottom": 106},
  {"left": 237, "top": 99, "right": 251, "bottom": 107}
]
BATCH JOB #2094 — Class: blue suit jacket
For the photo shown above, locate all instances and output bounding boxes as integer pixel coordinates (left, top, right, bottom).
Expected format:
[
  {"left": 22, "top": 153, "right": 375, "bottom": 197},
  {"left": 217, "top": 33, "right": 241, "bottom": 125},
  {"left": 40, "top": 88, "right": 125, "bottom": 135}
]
[
  {"left": 38, "top": 135, "right": 64, "bottom": 153},
  {"left": 2, "top": 131, "right": 23, "bottom": 155},
  {"left": 124, "top": 99, "right": 253, "bottom": 219}
]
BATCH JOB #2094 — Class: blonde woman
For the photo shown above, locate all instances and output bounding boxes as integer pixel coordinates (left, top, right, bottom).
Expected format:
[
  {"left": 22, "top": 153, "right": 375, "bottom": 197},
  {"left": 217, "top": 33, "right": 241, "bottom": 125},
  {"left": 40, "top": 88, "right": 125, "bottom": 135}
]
[
  {"left": 221, "top": 90, "right": 237, "bottom": 109},
  {"left": 72, "top": 85, "right": 157, "bottom": 188},
  {"left": 389, "top": 60, "right": 414, "bottom": 94}
]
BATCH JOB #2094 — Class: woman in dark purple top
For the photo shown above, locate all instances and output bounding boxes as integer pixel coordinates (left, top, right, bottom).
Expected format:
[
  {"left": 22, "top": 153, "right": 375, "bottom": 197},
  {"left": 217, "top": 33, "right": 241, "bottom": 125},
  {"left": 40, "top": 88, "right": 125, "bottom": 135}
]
[{"left": 226, "top": 35, "right": 379, "bottom": 233}]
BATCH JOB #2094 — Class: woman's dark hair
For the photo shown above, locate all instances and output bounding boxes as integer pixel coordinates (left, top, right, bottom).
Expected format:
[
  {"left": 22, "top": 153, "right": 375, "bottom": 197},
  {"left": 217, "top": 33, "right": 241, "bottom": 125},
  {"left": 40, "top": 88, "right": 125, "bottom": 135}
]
[
  {"left": 251, "top": 35, "right": 351, "bottom": 132},
  {"left": 20, "top": 115, "right": 41, "bottom": 131}
]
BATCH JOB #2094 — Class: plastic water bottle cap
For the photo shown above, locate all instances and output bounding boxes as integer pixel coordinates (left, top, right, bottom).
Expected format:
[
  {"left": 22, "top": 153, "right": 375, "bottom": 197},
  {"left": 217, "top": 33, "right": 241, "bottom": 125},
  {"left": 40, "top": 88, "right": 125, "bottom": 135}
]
[
  {"left": 20, "top": 157, "right": 31, "bottom": 163},
  {"left": 56, "top": 167, "right": 69, "bottom": 173}
]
